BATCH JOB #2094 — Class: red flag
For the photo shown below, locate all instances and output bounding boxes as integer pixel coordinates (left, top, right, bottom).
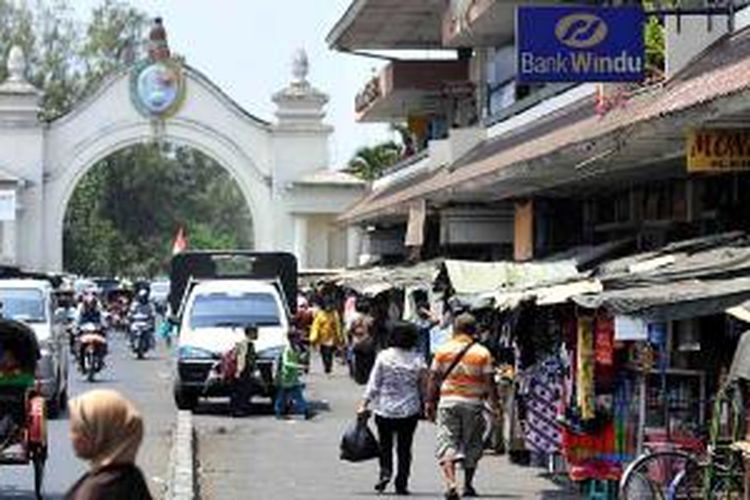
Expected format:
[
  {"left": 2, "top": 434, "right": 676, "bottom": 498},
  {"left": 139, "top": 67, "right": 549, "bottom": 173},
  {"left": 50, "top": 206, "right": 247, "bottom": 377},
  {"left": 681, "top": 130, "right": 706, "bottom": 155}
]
[{"left": 172, "top": 226, "right": 188, "bottom": 255}]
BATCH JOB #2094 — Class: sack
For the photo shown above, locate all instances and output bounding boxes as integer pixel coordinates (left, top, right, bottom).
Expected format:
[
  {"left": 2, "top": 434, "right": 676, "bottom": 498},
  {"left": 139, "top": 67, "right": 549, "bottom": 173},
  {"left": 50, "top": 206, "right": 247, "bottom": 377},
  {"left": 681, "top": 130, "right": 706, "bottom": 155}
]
[{"left": 339, "top": 417, "right": 380, "bottom": 462}]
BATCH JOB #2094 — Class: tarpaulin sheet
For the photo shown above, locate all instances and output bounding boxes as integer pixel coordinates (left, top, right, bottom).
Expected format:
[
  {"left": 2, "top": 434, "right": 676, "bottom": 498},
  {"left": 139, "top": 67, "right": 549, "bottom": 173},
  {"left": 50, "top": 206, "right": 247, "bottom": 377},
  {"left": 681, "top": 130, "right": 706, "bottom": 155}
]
[
  {"left": 444, "top": 259, "right": 580, "bottom": 295},
  {"left": 328, "top": 260, "right": 440, "bottom": 295},
  {"left": 572, "top": 276, "right": 750, "bottom": 321}
]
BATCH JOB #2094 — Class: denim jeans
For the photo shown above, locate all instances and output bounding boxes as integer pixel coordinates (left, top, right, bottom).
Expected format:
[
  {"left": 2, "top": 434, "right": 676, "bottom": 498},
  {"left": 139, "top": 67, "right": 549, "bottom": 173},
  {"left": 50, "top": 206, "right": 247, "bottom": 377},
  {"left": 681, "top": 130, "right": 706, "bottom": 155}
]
[{"left": 274, "top": 385, "right": 309, "bottom": 417}]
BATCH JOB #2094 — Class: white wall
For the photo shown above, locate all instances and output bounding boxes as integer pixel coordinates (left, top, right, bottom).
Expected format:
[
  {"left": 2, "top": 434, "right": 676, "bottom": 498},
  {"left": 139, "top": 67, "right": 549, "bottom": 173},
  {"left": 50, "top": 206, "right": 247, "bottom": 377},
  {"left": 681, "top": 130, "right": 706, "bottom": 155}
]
[
  {"left": 0, "top": 59, "right": 362, "bottom": 272},
  {"left": 666, "top": 14, "right": 730, "bottom": 79}
]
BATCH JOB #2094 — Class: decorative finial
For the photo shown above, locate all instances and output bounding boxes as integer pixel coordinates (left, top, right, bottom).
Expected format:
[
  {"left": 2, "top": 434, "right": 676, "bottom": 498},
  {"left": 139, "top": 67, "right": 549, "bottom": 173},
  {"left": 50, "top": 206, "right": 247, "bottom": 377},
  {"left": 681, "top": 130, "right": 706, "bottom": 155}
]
[
  {"left": 292, "top": 48, "right": 309, "bottom": 84},
  {"left": 148, "top": 17, "right": 171, "bottom": 61},
  {"left": 7, "top": 46, "right": 27, "bottom": 83}
]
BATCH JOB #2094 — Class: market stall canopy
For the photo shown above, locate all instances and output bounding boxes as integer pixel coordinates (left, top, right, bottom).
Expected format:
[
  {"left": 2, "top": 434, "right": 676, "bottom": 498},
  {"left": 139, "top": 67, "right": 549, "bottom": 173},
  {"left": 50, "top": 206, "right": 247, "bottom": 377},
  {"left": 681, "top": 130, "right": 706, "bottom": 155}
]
[
  {"left": 572, "top": 232, "right": 750, "bottom": 320},
  {"left": 727, "top": 302, "right": 750, "bottom": 324},
  {"left": 594, "top": 232, "right": 750, "bottom": 287},
  {"left": 572, "top": 276, "right": 750, "bottom": 321},
  {"left": 444, "top": 259, "right": 580, "bottom": 296},
  {"left": 329, "top": 259, "right": 441, "bottom": 295}
]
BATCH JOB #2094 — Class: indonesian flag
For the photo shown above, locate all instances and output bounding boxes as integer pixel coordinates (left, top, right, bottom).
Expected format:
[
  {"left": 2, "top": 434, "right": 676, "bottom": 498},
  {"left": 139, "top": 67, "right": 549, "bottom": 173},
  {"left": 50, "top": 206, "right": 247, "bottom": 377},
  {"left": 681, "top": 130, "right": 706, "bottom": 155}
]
[{"left": 172, "top": 226, "right": 188, "bottom": 255}]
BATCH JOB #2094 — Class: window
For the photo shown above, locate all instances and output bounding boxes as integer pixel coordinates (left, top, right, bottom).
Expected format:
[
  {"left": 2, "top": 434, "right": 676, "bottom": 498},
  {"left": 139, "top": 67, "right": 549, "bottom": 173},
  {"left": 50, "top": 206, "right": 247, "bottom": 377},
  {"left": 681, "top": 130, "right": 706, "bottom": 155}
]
[
  {"left": 189, "top": 292, "right": 281, "bottom": 329},
  {"left": 0, "top": 289, "right": 46, "bottom": 323}
]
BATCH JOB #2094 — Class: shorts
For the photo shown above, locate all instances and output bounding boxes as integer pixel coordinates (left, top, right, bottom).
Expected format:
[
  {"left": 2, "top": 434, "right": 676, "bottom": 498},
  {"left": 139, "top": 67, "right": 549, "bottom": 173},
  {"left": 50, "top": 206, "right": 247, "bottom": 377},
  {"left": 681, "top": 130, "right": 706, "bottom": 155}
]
[{"left": 435, "top": 404, "right": 486, "bottom": 469}]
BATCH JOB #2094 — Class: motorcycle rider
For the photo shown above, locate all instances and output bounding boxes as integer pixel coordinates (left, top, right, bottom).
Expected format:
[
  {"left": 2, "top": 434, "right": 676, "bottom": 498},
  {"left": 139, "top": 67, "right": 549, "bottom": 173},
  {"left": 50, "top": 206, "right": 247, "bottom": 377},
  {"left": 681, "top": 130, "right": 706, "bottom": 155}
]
[
  {"left": 129, "top": 289, "right": 156, "bottom": 350},
  {"left": 75, "top": 294, "right": 107, "bottom": 372}
]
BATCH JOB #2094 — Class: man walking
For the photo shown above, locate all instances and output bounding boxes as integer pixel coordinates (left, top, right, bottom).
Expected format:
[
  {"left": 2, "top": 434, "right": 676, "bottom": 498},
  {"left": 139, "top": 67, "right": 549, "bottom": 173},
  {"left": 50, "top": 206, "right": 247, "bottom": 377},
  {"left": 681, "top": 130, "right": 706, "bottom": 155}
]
[{"left": 425, "top": 313, "right": 499, "bottom": 500}]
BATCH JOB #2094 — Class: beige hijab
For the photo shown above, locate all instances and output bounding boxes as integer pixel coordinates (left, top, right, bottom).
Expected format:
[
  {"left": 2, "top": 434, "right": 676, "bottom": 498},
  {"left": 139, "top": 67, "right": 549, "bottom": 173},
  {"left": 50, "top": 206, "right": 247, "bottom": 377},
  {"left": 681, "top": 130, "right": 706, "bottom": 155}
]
[{"left": 69, "top": 389, "right": 144, "bottom": 471}]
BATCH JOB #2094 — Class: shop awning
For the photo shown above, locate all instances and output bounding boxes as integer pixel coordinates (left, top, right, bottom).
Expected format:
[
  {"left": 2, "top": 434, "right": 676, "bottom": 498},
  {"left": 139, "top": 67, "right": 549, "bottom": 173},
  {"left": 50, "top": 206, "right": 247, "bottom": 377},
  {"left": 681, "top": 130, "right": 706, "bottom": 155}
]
[
  {"left": 444, "top": 259, "right": 580, "bottom": 296},
  {"left": 572, "top": 276, "right": 750, "bottom": 321},
  {"left": 340, "top": 26, "right": 750, "bottom": 223},
  {"left": 328, "top": 259, "right": 441, "bottom": 295},
  {"left": 727, "top": 303, "right": 750, "bottom": 323}
]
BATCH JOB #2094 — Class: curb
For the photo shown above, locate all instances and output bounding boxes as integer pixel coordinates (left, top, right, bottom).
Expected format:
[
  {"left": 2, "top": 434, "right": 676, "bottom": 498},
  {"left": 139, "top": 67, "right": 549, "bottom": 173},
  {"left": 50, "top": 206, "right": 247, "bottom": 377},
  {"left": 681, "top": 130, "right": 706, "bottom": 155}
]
[{"left": 165, "top": 410, "right": 196, "bottom": 500}]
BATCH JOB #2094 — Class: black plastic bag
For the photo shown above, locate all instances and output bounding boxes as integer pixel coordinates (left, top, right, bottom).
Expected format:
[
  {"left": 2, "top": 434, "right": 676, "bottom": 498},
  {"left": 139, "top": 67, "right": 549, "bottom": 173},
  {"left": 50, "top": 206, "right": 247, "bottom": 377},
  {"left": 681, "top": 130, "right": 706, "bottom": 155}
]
[{"left": 340, "top": 417, "right": 380, "bottom": 462}]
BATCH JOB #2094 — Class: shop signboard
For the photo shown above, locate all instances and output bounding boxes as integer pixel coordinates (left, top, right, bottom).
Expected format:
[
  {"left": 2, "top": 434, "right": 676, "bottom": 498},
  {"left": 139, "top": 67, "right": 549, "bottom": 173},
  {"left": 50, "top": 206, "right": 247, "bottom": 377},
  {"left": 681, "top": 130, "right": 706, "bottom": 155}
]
[
  {"left": 687, "top": 128, "right": 750, "bottom": 172},
  {"left": 516, "top": 6, "right": 645, "bottom": 83}
]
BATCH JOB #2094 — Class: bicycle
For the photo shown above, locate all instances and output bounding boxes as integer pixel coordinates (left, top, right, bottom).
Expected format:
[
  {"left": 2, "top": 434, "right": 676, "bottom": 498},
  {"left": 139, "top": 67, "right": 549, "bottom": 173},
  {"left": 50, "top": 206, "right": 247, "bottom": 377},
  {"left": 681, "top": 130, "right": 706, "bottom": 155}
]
[{"left": 619, "top": 382, "right": 746, "bottom": 499}]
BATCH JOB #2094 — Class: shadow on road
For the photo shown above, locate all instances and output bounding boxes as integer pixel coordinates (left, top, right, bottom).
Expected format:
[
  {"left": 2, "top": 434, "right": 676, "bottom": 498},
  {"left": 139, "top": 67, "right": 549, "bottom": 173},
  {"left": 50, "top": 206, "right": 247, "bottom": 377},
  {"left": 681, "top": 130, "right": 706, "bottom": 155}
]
[{"left": 193, "top": 396, "right": 332, "bottom": 418}]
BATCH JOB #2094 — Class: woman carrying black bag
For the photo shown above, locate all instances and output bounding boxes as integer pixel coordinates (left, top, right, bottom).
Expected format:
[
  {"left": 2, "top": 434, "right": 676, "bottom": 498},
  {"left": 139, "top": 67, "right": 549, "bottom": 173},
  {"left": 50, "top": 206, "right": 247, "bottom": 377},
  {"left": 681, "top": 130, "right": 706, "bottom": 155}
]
[{"left": 357, "top": 321, "right": 428, "bottom": 496}]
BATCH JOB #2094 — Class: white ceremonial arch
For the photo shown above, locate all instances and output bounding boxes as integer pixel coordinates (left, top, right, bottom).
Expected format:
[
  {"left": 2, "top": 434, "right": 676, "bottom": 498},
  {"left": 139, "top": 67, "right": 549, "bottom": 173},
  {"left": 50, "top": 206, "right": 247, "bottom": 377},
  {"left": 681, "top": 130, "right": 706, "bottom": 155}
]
[{"left": 0, "top": 23, "right": 364, "bottom": 272}]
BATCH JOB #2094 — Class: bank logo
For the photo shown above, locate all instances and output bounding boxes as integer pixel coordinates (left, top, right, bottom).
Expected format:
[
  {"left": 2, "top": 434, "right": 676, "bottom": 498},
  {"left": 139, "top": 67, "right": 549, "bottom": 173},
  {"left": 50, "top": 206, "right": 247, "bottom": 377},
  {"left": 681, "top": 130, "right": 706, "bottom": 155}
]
[{"left": 555, "top": 13, "right": 608, "bottom": 49}]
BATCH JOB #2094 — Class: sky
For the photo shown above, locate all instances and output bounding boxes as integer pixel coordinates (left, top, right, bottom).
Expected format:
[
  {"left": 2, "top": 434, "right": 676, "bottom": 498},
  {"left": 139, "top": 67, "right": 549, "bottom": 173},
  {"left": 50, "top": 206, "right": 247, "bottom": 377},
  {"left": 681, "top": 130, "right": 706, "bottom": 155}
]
[{"left": 70, "top": 0, "right": 393, "bottom": 169}]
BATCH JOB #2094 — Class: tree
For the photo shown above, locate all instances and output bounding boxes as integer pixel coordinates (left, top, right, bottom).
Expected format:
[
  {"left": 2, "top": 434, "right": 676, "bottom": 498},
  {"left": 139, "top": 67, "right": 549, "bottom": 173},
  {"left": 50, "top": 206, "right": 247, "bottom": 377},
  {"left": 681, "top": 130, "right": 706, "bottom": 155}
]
[
  {"left": 348, "top": 141, "right": 402, "bottom": 181},
  {"left": 643, "top": 1, "right": 669, "bottom": 80}
]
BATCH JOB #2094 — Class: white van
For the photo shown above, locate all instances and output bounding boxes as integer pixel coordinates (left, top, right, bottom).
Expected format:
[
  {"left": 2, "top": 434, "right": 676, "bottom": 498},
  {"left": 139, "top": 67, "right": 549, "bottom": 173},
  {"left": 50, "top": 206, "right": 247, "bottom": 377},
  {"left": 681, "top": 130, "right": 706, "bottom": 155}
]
[
  {"left": 0, "top": 279, "right": 69, "bottom": 417},
  {"left": 173, "top": 279, "right": 290, "bottom": 410}
]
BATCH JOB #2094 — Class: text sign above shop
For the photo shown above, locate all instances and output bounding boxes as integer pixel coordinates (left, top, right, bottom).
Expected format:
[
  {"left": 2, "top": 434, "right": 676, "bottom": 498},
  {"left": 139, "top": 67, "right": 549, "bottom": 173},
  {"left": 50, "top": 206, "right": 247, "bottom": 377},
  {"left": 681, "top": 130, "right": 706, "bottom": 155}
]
[
  {"left": 516, "top": 6, "right": 645, "bottom": 83},
  {"left": 687, "top": 129, "right": 750, "bottom": 172}
]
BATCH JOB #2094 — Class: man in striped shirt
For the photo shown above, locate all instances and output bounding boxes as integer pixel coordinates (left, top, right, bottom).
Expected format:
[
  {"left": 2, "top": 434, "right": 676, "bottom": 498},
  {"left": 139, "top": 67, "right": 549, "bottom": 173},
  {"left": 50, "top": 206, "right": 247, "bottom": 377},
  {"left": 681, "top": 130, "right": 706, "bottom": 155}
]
[{"left": 425, "top": 313, "right": 499, "bottom": 500}]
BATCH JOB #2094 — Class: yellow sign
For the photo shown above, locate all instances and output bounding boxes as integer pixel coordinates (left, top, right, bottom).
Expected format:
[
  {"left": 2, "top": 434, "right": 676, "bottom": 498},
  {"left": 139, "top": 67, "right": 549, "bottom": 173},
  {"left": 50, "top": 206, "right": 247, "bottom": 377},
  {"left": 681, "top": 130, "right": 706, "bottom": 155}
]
[{"left": 687, "top": 129, "right": 750, "bottom": 172}]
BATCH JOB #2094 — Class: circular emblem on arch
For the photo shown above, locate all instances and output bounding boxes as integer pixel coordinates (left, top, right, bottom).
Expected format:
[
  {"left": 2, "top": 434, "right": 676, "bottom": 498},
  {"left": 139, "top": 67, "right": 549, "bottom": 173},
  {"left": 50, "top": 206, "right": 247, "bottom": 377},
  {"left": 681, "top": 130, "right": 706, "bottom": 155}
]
[
  {"left": 130, "top": 58, "right": 186, "bottom": 118},
  {"left": 555, "top": 13, "right": 608, "bottom": 49}
]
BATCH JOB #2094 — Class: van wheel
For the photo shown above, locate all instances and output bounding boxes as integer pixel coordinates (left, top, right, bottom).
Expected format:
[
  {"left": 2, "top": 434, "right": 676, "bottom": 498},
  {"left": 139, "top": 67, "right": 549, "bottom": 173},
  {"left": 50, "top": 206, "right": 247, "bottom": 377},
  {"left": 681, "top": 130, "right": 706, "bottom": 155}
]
[{"left": 174, "top": 384, "right": 198, "bottom": 411}]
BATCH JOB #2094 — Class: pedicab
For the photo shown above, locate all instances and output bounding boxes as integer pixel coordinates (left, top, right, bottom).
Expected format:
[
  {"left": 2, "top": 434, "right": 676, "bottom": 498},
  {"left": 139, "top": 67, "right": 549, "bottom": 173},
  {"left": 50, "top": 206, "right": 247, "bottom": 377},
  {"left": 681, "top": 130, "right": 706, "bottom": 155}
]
[{"left": 0, "top": 319, "right": 47, "bottom": 499}]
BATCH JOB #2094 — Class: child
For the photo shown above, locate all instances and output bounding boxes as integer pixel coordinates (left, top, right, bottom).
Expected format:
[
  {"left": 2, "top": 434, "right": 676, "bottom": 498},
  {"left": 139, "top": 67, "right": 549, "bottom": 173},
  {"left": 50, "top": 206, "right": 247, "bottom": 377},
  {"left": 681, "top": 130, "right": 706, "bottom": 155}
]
[{"left": 275, "top": 328, "right": 311, "bottom": 419}]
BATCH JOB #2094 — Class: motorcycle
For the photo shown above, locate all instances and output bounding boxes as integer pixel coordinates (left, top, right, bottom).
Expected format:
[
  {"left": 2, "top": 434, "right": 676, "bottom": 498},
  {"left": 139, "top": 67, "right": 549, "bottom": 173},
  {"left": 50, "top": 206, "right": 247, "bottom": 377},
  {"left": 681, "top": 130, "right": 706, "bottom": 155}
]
[
  {"left": 129, "top": 312, "right": 153, "bottom": 359},
  {"left": 78, "top": 323, "right": 107, "bottom": 382}
]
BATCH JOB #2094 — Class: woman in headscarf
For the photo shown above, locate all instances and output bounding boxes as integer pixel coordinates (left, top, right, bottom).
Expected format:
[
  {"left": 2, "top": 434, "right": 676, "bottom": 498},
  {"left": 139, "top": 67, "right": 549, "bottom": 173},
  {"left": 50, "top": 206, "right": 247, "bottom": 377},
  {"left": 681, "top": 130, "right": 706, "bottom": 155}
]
[{"left": 65, "top": 389, "right": 152, "bottom": 500}]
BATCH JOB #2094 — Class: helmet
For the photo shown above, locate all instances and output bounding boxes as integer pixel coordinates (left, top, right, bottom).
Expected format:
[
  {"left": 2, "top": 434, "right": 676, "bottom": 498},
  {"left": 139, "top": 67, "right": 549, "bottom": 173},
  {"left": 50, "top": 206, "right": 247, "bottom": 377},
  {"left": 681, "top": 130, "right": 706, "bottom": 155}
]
[{"left": 137, "top": 289, "right": 149, "bottom": 304}]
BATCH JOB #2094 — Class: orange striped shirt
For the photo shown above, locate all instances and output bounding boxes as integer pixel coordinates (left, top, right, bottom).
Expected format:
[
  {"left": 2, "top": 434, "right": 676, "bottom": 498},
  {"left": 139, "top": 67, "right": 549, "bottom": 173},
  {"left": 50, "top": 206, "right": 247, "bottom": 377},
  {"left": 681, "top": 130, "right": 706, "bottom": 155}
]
[{"left": 431, "top": 334, "right": 493, "bottom": 406}]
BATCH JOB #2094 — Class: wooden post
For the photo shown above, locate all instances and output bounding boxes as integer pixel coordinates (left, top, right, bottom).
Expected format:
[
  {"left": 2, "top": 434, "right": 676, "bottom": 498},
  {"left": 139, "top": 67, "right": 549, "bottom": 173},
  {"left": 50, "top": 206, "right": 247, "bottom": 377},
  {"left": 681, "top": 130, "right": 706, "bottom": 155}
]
[{"left": 514, "top": 199, "right": 534, "bottom": 262}]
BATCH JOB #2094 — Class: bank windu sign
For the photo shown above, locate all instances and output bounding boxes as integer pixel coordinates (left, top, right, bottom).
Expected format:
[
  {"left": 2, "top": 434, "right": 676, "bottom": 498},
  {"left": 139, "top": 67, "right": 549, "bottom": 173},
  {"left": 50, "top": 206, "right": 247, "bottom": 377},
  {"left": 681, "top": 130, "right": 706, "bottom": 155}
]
[
  {"left": 687, "top": 129, "right": 750, "bottom": 172},
  {"left": 517, "top": 6, "right": 645, "bottom": 83}
]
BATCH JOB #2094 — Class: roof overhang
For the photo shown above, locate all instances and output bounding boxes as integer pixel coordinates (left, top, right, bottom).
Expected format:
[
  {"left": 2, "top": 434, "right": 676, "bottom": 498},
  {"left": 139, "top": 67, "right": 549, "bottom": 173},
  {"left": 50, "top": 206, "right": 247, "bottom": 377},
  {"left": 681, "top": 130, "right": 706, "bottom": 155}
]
[
  {"left": 356, "top": 60, "right": 471, "bottom": 122},
  {"left": 327, "top": 0, "right": 445, "bottom": 50},
  {"left": 340, "top": 27, "right": 750, "bottom": 224},
  {"left": 442, "top": 0, "right": 520, "bottom": 48}
]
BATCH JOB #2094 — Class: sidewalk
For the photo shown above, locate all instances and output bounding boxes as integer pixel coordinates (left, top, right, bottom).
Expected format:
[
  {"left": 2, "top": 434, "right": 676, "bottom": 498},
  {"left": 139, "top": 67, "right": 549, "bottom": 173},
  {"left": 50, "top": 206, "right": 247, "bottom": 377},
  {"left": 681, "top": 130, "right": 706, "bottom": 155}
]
[{"left": 194, "top": 357, "right": 579, "bottom": 500}]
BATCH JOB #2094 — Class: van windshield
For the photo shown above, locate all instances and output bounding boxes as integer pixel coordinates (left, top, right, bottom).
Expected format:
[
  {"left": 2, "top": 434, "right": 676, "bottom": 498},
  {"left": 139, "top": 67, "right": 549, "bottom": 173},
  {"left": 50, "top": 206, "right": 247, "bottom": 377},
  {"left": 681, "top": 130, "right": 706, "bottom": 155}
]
[
  {"left": 189, "top": 292, "right": 281, "bottom": 329},
  {"left": 0, "top": 289, "right": 46, "bottom": 323}
]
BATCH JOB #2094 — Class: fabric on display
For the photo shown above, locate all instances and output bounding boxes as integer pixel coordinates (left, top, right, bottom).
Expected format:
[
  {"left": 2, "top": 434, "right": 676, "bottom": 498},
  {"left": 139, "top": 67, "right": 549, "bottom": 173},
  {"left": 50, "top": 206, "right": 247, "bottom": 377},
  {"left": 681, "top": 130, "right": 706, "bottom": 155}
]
[
  {"left": 595, "top": 317, "right": 614, "bottom": 366},
  {"left": 523, "top": 357, "right": 563, "bottom": 454},
  {"left": 577, "top": 317, "right": 596, "bottom": 421}
]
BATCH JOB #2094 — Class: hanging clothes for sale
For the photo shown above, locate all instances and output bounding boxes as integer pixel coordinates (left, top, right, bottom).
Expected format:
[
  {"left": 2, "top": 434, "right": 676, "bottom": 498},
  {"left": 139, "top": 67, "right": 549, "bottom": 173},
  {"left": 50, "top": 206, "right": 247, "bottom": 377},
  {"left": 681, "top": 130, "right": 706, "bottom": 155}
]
[
  {"left": 577, "top": 316, "right": 596, "bottom": 421},
  {"left": 523, "top": 356, "right": 564, "bottom": 454}
]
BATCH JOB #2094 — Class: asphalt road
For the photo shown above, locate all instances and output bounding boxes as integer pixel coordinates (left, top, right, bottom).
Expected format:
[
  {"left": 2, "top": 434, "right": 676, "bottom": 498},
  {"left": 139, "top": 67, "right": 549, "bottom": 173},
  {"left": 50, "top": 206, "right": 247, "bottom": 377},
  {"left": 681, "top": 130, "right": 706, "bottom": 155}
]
[
  {"left": 0, "top": 332, "right": 176, "bottom": 500},
  {"left": 196, "top": 356, "right": 579, "bottom": 500}
]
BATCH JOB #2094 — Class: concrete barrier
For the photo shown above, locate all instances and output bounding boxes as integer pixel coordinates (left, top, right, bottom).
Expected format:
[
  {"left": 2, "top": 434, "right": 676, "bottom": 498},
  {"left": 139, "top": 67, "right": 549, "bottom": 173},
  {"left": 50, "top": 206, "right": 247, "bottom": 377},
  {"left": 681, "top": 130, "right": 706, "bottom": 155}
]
[{"left": 165, "top": 410, "right": 196, "bottom": 500}]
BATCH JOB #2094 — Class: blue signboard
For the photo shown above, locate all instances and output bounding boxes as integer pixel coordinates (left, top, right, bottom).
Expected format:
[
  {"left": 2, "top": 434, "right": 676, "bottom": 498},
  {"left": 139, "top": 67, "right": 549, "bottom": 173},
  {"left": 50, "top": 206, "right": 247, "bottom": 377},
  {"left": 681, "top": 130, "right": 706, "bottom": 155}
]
[{"left": 517, "top": 6, "right": 645, "bottom": 83}]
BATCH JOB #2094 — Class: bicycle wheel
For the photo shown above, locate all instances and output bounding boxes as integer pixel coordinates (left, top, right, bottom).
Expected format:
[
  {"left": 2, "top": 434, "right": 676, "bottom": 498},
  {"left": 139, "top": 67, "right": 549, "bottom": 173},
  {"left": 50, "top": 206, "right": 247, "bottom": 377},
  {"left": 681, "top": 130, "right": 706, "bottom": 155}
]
[{"left": 620, "top": 451, "right": 704, "bottom": 500}]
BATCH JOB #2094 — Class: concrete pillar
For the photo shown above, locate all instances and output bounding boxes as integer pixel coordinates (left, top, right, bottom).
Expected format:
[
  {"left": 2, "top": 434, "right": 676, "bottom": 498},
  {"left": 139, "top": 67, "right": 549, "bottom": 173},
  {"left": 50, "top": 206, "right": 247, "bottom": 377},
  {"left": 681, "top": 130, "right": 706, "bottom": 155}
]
[
  {"left": 0, "top": 46, "right": 43, "bottom": 270},
  {"left": 346, "top": 225, "right": 363, "bottom": 268},
  {"left": 294, "top": 215, "right": 309, "bottom": 270},
  {"left": 2, "top": 220, "right": 15, "bottom": 264}
]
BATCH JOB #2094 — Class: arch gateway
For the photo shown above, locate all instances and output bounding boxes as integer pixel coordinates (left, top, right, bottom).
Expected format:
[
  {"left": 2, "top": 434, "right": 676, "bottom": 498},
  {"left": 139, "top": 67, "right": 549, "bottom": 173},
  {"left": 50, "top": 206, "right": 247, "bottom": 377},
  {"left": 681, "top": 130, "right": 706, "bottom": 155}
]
[{"left": 0, "top": 24, "right": 364, "bottom": 273}]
